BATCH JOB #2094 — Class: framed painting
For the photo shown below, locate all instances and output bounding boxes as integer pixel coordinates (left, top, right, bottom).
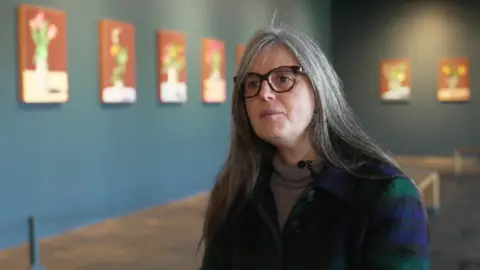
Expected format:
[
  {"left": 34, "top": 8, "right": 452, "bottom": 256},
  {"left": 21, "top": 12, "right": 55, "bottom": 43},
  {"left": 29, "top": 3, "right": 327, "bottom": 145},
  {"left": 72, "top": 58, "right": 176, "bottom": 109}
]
[
  {"left": 235, "top": 44, "right": 245, "bottom": 71},
  {"left": 379, "top": 59, "right": 411, "bottom": 102},
  {"left": 17, "top": 4, "right": 68, "bottom": 103},
  {"left": 201, "top": 38, "right": 226, "bottom": 103},
  {"left": 157, "top": 30, "right": 187, "bottom": 103},
  {"left": 437, "top": 58, "right": 470, "bottom": 102},
  {"left": 98, "top": 19, "right": 136, "bottom": 103}
]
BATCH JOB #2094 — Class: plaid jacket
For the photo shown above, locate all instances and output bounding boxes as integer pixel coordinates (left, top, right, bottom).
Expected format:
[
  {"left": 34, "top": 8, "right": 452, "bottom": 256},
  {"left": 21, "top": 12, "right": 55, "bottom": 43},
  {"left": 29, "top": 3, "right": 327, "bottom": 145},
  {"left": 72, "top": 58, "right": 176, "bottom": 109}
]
[{"left": 200, "top": 162, "right": 429, "bottom": 270}]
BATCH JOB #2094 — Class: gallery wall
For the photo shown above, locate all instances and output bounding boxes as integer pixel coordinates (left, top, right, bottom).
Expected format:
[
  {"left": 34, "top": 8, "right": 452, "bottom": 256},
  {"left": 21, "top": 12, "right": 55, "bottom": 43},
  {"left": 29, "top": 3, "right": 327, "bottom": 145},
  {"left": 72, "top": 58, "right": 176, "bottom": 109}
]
[
  {"left": 0, "top": 0, "right": 330, "bottom": 250},
  {"left": 332, "top": 0, "right": 480, "bottom": 156}
]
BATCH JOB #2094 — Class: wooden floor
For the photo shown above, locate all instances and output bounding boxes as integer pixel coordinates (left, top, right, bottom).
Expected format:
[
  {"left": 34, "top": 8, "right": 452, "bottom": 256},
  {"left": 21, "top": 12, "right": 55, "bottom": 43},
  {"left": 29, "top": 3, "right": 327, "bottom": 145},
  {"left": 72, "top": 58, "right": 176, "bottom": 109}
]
[
  {"left": 0, "top": 193, "right": 208, "bottom": 270},
  {"left": 0, "top": 156, "right": 478, "bottom": 270}
]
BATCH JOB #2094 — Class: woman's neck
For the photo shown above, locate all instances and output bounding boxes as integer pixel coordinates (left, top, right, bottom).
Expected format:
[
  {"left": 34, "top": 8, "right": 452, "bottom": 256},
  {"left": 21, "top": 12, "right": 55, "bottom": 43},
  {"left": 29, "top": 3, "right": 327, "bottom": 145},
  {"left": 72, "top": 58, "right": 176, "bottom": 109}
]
[{"left": 276, "top": 140, "right": 318, "bottom": 166}]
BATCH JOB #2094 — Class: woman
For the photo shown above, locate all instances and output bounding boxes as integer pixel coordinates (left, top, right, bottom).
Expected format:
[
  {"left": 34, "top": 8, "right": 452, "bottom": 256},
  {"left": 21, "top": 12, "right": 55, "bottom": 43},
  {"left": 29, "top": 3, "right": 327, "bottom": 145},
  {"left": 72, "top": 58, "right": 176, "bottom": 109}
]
[{"left": 199, "top": 22, "right": 429, "bottom": 269}]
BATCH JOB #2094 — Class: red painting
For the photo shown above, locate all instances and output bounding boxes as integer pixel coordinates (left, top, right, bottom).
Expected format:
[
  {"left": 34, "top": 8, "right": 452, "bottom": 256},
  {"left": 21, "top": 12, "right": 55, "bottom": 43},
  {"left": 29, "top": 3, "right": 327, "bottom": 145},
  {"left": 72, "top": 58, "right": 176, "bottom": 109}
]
[
  {"left": 98, "top": 19, "right": 136, "bottom": 103},
  {"left": 201, "top": 38, "right": 226, "bottom": 103},
  {"left": 236, "top": 44, "right": 245, "bottom": 71},
  {"left": 379, "top": 59, "right": 411, "bottom": 101},
  {"left": 157, "top": 30, "right": 187, "bottom": 103},
  {"left": 437, "top": 58, "right": 470, "bottom": 102},
  {"left": 17, "top": 4, "right": 68, "bottom": 103}
]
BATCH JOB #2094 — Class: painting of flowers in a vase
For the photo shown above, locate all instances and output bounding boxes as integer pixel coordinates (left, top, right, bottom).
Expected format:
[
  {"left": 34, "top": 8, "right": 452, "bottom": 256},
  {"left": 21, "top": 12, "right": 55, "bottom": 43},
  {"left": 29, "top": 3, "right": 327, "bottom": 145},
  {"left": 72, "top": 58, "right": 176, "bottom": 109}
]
[
  {"left": 157, "top": 30, "right": 187, "bottom": 103},
  {"left": 236, "top": 44, "right": 245, "bottom": 71},
  {"left": 379, "top": 59, "right": 411, "bottom": 102},
  {"left": 17, "top": 4, "right": 68, "bottom": 103},
  {"left": 437, "top": 58, "right": 470, "bottom": 102},
  {"left": 98, "top": 19, "right": 136, "bottom": 104},
  {"left": 201, "top": 38, "right": 226, "bottom": 103}
]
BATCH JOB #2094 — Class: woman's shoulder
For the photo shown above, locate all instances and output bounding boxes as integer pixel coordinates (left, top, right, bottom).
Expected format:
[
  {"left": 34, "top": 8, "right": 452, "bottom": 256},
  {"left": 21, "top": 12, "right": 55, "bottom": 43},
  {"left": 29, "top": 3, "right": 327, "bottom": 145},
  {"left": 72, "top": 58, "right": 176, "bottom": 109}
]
[
  {"left": 379, "top": 175, "right": 421, "bottom": 200},
  {"left": 352, "top": 163, "right": 425, "bottom": 226},
  {"left": 352, "top": 165, "right": 429, "bottom": 268},
  {"left": 349, "top": 162, "right": 422, "bottom": 214},
  {"left": 355, "top": 162, "right": 420, "bottom": 199}
]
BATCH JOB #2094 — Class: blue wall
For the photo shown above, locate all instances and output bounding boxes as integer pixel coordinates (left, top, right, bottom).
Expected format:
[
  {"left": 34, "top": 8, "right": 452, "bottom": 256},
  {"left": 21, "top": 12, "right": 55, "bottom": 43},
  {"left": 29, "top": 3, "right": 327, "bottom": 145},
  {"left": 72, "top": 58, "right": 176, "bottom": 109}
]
[
  {"left": 332, "top": 0, "right": 480, "bottom": 156},
  {"left": 0, "top": 0, "right": 331, "bottom": 250}
]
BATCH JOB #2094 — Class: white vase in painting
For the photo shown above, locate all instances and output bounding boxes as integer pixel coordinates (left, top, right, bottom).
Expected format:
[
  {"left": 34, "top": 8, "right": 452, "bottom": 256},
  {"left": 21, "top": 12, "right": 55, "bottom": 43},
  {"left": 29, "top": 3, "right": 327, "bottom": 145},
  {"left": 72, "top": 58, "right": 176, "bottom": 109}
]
[
  {"left": 113, "top": 80, "right": 124, "bottom": 88},
  {"left": 167, "top": 67, "right": 178, "bottom": 84},
  {"left": 387, "top": 79, "right": 401, "bottom": 92},
  {"left": 102, "top": 79, "right": 136, "bottom": 103},
  {"left": 447, "top": 75, "right": 458, "bottom": 89},
  {"left": 35, "top": 56, "right": 49, "bottom": 93},
  {"left": 382, "top": 78, "right": 410, "bottom": 101},
  {"left": 160, "top": 67, "right": 187, "bottom": 103},
  {"left": 203, "top": 69, "right": 226, "bottom": 102},
  {"left": 210, "top": 69, "right": 221, "bottom": 81}
]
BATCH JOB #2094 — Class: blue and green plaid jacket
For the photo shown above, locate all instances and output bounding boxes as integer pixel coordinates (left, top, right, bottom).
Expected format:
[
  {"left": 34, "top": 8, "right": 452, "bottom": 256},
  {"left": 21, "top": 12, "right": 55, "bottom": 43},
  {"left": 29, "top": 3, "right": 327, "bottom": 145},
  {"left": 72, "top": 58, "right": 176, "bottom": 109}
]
[{"left": 200, "top": 162, "right": 429, "bottom": 269}]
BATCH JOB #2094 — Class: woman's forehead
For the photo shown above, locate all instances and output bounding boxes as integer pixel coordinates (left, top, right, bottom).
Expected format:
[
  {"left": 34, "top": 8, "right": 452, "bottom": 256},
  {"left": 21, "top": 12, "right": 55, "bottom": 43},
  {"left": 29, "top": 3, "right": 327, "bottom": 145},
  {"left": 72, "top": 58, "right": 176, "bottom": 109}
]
[{"left": 248, "top": 44, "right": 299, "bottom": 74}]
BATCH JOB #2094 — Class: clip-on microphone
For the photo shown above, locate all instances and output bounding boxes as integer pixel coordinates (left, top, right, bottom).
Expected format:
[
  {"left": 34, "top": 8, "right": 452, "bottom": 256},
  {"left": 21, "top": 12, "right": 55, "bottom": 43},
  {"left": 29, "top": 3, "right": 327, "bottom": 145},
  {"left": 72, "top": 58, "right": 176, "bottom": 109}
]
[{"left": 297, "top": 160, "right": 317, "bottom": 178}]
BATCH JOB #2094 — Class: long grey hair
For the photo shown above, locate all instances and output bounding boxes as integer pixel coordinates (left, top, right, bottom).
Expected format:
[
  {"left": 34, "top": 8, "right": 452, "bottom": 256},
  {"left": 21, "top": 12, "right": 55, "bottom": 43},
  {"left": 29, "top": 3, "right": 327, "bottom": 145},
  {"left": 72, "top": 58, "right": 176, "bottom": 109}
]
[{"left": 201, "top": 21, "right": 402, "bottom": 246}]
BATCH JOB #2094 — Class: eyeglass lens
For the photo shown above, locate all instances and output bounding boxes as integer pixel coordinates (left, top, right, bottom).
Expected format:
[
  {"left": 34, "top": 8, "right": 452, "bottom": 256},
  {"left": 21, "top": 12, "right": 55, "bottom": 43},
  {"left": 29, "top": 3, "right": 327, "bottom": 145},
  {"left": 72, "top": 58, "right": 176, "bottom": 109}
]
[{"left": 243, "top": 68, "right": 297, "bottom": 98}]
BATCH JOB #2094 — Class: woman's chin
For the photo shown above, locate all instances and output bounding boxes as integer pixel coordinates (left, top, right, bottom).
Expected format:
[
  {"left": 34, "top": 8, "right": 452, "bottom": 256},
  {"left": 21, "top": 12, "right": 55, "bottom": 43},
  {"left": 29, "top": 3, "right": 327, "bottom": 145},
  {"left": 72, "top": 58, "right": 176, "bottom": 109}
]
[{"left": 258, "top": 129, "right": 288, "bottom": 145}]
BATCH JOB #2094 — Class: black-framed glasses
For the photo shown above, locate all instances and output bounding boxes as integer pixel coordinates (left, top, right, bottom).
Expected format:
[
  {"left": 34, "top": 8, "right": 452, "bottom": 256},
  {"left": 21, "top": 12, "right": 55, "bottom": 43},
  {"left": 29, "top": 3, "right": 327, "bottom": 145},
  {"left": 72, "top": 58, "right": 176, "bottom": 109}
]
[{"left": 233, "top": 65, "right": 306, "bottom": 98}]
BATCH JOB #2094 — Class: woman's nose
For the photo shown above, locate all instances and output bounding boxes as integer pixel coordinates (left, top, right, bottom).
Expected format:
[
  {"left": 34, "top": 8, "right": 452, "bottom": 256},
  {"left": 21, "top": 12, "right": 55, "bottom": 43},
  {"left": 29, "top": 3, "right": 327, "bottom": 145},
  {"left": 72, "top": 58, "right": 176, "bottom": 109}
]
[{"left": 258, "top": 80, "right": 276, "bottom": 100}]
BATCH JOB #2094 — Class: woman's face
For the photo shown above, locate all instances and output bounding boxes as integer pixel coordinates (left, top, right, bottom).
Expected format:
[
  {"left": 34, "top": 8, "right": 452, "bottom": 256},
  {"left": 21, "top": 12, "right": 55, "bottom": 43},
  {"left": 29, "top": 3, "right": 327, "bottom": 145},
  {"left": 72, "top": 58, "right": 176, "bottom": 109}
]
[{"left": 244, "top": 44, "right": 316, "bottom": 148}]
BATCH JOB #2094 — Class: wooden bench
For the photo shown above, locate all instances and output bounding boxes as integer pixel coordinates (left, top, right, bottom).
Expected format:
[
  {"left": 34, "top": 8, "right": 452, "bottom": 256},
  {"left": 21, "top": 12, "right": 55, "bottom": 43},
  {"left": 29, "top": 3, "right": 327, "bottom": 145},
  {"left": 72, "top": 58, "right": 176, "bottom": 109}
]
[
  {"left": 403, "top": 168, "right": 441, "bottom": 218},
  {"left": 453, "top": 147, "right": 480, "bottom": 176}
]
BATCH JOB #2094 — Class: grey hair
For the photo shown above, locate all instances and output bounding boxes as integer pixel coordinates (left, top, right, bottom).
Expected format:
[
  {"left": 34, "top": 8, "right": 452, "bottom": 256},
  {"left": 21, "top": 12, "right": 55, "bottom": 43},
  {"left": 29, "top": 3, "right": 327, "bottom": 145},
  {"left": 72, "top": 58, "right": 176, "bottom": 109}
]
[{"left": 201, "top": 19, "right": 401, "bottom": 247}]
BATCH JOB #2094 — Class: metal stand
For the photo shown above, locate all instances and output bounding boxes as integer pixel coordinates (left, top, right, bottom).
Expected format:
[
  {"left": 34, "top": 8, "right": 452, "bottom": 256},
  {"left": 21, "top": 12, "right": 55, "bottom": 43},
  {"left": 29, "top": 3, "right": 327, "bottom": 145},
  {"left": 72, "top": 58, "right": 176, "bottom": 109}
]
[{"left": 28, "top": 216, "right": 44, "bottom": 270}]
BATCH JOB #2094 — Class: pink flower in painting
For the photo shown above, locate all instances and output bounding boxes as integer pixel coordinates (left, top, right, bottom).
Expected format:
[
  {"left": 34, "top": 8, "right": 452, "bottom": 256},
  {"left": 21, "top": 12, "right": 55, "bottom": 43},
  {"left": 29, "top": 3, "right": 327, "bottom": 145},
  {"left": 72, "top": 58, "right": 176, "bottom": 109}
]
[
  {"left": 29, "top": 19, "right": 36, "bottom": 29},
  {"left": 29, "top": 12, "right": 45, "bottom": 29},
  {"left": 205, "top": 40, "right": 224, "bottom": 71},
  {"left": 28, "top": 10, "right": 57, "bottom": 64},
  {"left": 206, "top": 40, "right": 223, "bottom": 59},
  {"left": 47, "top": 25, "right": 57, "bottom": 40}
]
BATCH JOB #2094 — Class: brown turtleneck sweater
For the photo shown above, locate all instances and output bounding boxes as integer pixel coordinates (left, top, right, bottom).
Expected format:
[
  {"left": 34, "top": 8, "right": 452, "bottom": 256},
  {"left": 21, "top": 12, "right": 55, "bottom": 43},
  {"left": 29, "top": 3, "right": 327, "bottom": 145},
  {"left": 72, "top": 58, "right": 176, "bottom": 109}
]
[{"left": 270, "top": 155, "right": 323, "bottom": 230}]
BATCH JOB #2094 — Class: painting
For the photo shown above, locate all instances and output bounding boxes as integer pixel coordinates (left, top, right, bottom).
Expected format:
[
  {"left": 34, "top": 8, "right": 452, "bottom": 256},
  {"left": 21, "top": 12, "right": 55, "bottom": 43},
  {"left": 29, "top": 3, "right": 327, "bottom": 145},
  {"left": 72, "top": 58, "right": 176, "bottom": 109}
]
[
  {"left": 379, "top": 59, "right": 411, "bottom": 102},
  {"left": 17, "top": 4, "right": 68, "bottom": 103},
  {"left": 201, "top": 38, "right": 226, "bottom": 103},
  {"left": 157, "top": 30, "right": 187, "bottom": 103},
  {"left": 98, "top": 19, "right": 136, "bottom": 103},
  {"left": 235, "top": 44, "right": 245, "bottom": 71},
  {"left": 437, "top": 58, "right": 470, "bottom": 102}
]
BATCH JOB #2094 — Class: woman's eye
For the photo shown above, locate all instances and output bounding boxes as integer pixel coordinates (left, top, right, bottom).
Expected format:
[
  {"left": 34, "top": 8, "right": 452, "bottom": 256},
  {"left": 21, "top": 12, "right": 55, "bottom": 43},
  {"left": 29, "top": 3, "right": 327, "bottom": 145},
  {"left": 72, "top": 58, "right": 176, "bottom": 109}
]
[
  {"left": 247, "top": 81, "right": 260, "bottom": 88},
  {"left": 279, "top": 76, "right": 291, "bottom": 83}
]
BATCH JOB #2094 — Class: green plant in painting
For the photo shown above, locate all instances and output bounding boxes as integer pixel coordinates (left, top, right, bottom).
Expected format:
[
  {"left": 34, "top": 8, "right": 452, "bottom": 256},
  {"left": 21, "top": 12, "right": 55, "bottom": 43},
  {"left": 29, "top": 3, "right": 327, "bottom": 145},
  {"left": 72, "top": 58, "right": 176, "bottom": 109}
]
[
  {"left": 29, "top": 12, "right": 57, "bottom": 66},
  {"left": 206, "top": 41, "right": 223, "bottom": 73},
  {"left": 388, "top": 64, "right": 406, "bottom": 82},
  {"left": 162, "top": 43, "right": 185, "bottom": 72},
  {"left": 110, "top": 28, "right": 128, "bottom": 86},
  {"left": 210, "top": 51, "right": 221, "bottom": 73}
]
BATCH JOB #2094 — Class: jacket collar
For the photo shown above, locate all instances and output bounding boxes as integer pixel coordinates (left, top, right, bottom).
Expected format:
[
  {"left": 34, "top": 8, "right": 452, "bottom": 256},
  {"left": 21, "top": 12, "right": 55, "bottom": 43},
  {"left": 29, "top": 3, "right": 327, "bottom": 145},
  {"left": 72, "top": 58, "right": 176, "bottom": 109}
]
[
  {"left": 253, "top": 162, "right": 355, "bottom": 203},
  {"left": 253, "top": 161, "right": 404, "bottom": 203},
  {"left": 311, "top": 165, "right": 355, "bottom": 202}
]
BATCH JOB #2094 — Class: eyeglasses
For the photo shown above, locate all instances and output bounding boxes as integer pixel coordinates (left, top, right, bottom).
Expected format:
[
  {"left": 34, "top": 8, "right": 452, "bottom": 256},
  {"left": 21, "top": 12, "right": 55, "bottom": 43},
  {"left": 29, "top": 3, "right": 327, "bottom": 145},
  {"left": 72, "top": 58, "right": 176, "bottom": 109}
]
[{"left": 233, "top": 65, "right": 306, "bottom": 98}]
